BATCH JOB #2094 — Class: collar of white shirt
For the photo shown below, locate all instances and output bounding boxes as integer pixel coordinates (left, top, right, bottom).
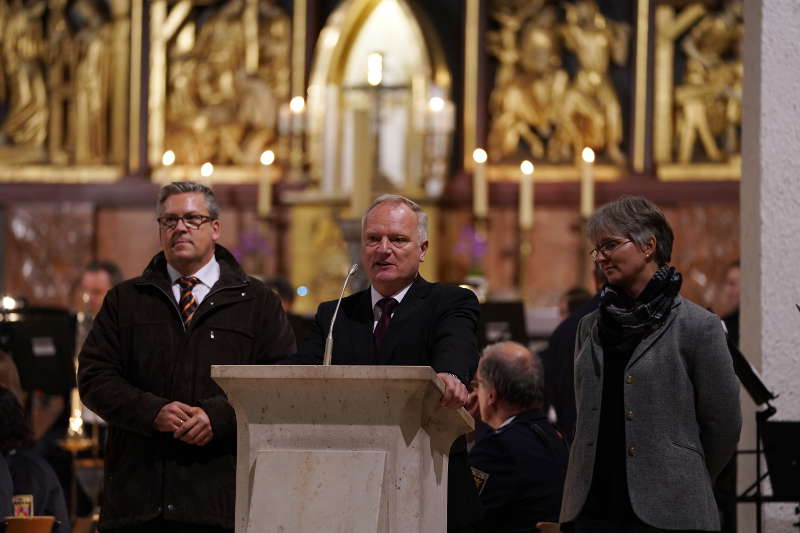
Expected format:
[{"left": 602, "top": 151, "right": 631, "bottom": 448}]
[
  {"left": 370, "top": 281, "right": 413, "bottom": 321},
  {"left": 167, "top": 255, "right": 220, "bottom": 290},
  {"left": 495, "top": 415, "right": 517, "bottom": 433}
]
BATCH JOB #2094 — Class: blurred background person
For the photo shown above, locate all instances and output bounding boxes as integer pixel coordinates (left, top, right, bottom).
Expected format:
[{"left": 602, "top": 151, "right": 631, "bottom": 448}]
[
  {"left": 75, "top": 261, "right": 123, "bottom": 318},
  {"left": 0, "top": 386, "right": 71, "bottom": 532},
  {"left": 560, "top": 196, "right": 741, "bottom": 533},
  {"left": 558, "top": 287, "right": 592, "bottom": 322},
  {"left": 468, "top": 341, "right": 567, "bottom": 533},
  {"left": 539, "top": 267, "right": 605, "bottom": 443},
  {"left": 263, "top": 276, "right": 313, "bottom": 342},
  {"left": 713, "top": 259, "right": 740, "bottom": 533},
  {"left": 717, "top": 260, "right": 740, "bottom": 347}
]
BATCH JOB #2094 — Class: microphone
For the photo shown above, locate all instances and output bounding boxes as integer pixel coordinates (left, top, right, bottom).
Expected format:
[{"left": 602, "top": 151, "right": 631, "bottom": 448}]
[{"left": 323, "top": 263, "right": 359, "bottom": 366}]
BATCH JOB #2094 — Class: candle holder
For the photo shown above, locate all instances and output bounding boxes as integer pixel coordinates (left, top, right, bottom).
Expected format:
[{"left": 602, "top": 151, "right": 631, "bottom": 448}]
[
  {"left": 517, "top": 227, "right": 533, "bottom": 303},
  {"left": 473, "top": 215, "right": 489, "bottom": 242},
  {"left": 575, "top": 215, "right": 592, "bottom": 288}
]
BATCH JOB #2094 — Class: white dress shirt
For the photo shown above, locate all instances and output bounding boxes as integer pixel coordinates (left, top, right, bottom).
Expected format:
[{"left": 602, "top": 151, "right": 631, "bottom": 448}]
[
  {"left": 370, "top": 282, "right": 413, "bottom": 332},
  {"left": 167, "top": 255, "right": 220, "bottom": 305}
]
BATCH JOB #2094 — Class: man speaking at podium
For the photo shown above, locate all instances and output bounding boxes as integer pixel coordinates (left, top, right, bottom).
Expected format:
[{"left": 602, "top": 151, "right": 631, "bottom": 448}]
[{"left": 296, "top": 194, "right": 482, "bottom": 532}]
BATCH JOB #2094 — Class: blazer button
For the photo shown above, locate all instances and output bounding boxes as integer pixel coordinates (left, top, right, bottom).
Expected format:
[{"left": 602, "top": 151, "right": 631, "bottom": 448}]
[
  {"left": 628, "top": 446, "right": 637, "bottom": 457},
  {"left": 625, "top": 375, "right": 635, "bottom": 384},
  {"left": 625, "top": 410, "right": 634, "bottom": 420}
]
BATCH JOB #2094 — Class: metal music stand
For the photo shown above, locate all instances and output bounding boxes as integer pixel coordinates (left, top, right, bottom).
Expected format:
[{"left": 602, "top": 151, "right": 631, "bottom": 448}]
[{"left": 728, "top": 336, "right": 796, "bottom": 533}]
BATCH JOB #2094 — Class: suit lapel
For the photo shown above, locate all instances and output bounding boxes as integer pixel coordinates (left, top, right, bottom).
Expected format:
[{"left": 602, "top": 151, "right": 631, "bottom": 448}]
[
  {"left": 587, "top": 318, "right": 604, "bottom": 378},
  {"left": 340, "top": 289, "right": 375, "bottom": 364},
  {"left": 376, "top": 277, "right": 431, "bottom": 364},
  {"left": 626, "top": 298, "right": 682, "bottom": 370}
]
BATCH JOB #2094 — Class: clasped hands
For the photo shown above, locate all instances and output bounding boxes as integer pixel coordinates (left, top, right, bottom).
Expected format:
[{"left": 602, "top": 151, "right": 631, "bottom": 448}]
[{"left": 153, "top": 401, "right": 213, "bottom": 446}]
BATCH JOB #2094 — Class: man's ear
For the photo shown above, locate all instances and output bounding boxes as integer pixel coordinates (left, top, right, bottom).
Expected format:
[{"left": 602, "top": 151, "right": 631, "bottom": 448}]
[
  {"left": 419, "top": 240, "right": 429, "bottom": 262},
  {"left": 211, "top": 219, "right": 221, "bottom": 242},
  {"left": 487, "top": 387, "right": 497, "bottom": 407}
]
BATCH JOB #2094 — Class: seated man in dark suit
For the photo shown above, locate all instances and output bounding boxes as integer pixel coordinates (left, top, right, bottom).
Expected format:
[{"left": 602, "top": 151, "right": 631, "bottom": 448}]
[
  {"left": 295, "top": 194, "right": 482, "bottom": 531},
  {"left": 469, "top": 342, "right": 568, "bottom": 533}
]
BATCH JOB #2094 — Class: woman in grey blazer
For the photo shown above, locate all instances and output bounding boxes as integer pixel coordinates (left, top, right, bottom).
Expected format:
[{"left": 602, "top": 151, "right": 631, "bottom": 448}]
[{"left": 560, "top": 196, "right": 741, "bottom": 532}]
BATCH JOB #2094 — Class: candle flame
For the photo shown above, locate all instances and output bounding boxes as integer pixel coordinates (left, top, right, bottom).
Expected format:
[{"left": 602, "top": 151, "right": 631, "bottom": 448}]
[
  {"left": 289, "top": 96, "right": 305, "bottom": 113},
  {"left": 367, "top": 52, "right": 383, "bottom": 86},
  {"left": 428, "top": 96, "right": 445, "bottom": 112},
  {"left": 162, "top": 150, "right": 176, "bottom": 166},
  {"left": 260, "top": 150, "right": 275, "bottom": 166},
  {"left": 472, "top": 148, "right": 487, "bottom": 164},
  {"left": 581, "top": 147, "right": 595, "bottom": 163},
  {"left": 520, "top": 160, "right": 534, "bottom": 175}
]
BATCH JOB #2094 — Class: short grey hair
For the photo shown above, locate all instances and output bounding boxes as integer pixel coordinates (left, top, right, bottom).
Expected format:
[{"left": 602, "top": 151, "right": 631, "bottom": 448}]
[
  {"left": 586, "top": 195, "right": 673, "bottom": 265},
  {"left": 479, "top": 341, "right": 544, "bottom": 410},
  {"left": 157, "top": 181, "right": 220, "bottom": 219},
  {"left": 361, "top": 194, "right": 428, "bottom": 242}
]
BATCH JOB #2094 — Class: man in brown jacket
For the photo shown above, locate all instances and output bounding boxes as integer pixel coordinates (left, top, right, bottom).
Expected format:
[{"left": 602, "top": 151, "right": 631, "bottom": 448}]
[{"left": 78, "top": 181, "right": 295, "bottom": 533}]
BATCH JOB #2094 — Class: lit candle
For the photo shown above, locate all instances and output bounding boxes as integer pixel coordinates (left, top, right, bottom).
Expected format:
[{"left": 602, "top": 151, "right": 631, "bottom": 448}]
[
  {"left": 519, "top": 160, "right": 534, "bottom": 230},
  {"left": 200, "top": 162, "right": 214, "bottom": 178},
  {"left": 367, "top": 52, "right": 383, "bottom": 87},
  {"left": 580, "top": 147, "right": 595, "bottom": 219},
  {"left": 289, "top": 96, "right": 306, "bottom": 134},
  {"left": 472, "top": 148, "right": 488, "bottom": 218},
  {"left": 258, "top": 150, "right": 275, "bottom": 217}
]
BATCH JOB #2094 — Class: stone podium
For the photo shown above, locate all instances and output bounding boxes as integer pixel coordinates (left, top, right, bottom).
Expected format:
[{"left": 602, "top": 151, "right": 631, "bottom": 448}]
[{"left": 211, "top": 365, "right": 474, "bottom": 533}]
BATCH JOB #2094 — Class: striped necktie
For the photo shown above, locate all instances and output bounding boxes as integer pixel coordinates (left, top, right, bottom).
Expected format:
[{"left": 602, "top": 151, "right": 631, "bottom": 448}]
[{"left": 177, "top": 276, "right": 201, "bottom": 325}]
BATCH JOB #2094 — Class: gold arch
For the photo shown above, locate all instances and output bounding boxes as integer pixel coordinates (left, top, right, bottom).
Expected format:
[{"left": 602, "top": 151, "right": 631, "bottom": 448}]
[{"left": 324, "top": 0, "right": 451, "bottom": 90}]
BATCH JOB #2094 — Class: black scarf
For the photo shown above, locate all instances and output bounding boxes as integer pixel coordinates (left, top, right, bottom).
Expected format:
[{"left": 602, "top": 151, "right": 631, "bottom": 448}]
[{"left": 598, "top": 265, "right": 683, "bottom": 355}]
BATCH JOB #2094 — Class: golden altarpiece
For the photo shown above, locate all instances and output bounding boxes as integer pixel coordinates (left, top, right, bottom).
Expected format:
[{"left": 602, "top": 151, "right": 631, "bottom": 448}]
[{"left": 0, "top": 0, "right": 741, "bottom": 313}]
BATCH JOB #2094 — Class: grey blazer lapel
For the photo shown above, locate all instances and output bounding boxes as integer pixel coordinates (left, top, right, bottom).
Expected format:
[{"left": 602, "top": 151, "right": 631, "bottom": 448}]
[
  {"left": 587, "top": 318, "right": 604, "bottom": 378},
  {"left": 627, "top": 298, "right": 682, "bottom": 370}
]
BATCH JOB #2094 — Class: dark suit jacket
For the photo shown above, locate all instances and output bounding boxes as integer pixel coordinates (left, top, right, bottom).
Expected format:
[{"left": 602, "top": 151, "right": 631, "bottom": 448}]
[
  {"left": 295, "top": 277, "right": 482, "bottom": 532},
  {"left": 296, "top": 277, "right": 479, "bottom": 383},
  {"left": 469, "top": 409, "right": 568, "bottom": 533},
  {"left": 538, "top": 294, "right": 600, "bottom": 443}
]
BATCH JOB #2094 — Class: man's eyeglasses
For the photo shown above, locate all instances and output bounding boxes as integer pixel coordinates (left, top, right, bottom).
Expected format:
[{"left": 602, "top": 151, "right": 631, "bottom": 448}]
[
  {"left": 589, "top": 239, "right": 632, "bottom": 260},
  {"left": 157, "top": 214, "right": 214, "bottom": 230}
]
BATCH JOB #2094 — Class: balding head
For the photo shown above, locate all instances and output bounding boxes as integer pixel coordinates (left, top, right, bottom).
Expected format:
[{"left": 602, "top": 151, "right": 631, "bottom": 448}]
[{"left": 478, "top": 341, "right": 544, "bottom": 411}]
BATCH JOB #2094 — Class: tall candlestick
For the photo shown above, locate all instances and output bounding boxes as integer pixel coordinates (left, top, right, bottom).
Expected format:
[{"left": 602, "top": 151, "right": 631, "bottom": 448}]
[
  {"left": 580, "top": 147, "right": 595, "bottom": 219},
  {"left": 519, "top": 160, "right": 534, "bottom": 230},
  {"left": 472, "top": 148, "right": 488, "bottom": 218}
]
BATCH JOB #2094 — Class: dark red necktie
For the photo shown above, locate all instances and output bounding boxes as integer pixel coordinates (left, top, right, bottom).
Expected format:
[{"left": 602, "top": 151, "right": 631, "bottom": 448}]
[
  {"left": 373, "top": 297, "right": 398, "bottom": 350},
  {"left": 178, "top": 276, "right": 201, "bottom": 325}
]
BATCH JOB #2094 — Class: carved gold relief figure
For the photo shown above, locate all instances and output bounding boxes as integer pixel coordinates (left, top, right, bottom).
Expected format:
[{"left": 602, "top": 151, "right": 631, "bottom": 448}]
[
  {"left": 72, "top": 0, "right": 112, "bottom": 164},
  {"left": 0, "top": 0, "right": 126, "bottom": 174},
  {"left": 654, "top": 0, "right": 742, "bottom": 175},
  {"left": 0, "top": 0, "right": 49, "bottom": 160},
  {"left": 159, "top": 0, "right": 290, "bottom": 167},
  {"left": 487, "top": 1, "right": 571, "bottom": 162},
  {"left": 559, "top": 0, "right": 630, "bottom": 164},
  {"left": 486, "top": 0, "right": 629, "bottom": 165},
  {"left": 675, "top": 0, "right": 742, "bottom": 163}
]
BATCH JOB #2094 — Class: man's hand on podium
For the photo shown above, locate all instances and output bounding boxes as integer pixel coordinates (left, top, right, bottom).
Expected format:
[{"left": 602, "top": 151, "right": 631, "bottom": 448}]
[
  {"left": 437, "top": 373, "right": 469, "bottom": 409},
  {"left": 174, "top": 406, "right": 213, "bottom": 446}
]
